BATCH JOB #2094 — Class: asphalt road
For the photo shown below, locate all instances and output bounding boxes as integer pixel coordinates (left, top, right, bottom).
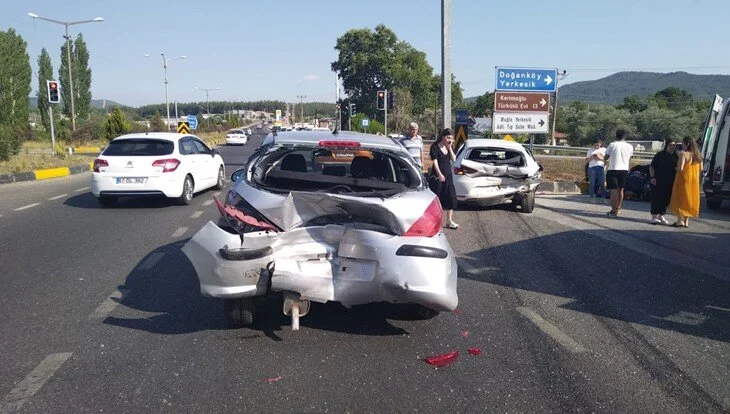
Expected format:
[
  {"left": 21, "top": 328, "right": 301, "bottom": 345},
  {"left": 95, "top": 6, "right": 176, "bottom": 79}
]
[{"left": 0, "top": 128, "right": 729, "bottom": 413}]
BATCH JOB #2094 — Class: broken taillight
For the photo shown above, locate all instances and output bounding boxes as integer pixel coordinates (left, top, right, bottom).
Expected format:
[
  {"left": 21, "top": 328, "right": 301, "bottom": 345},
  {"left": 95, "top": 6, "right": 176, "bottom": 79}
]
[
  {"left": 403, "top": 197, "right": 442, "bottom": 237},
  {"left": 453, "top": 165, "right": 477, "bottom": 175}
]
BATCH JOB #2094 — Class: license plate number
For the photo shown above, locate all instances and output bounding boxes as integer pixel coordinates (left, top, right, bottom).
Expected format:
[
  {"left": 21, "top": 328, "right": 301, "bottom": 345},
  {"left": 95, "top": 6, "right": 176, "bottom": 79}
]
[{"left": 116, "top": 177, "right": 147, "bottom": 184}]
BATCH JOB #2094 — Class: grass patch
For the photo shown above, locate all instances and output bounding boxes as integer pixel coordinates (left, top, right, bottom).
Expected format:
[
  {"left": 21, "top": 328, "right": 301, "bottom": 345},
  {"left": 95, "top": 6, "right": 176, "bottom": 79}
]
[{"left": 0, "top": 153, "right": 94, "bottom": 174}]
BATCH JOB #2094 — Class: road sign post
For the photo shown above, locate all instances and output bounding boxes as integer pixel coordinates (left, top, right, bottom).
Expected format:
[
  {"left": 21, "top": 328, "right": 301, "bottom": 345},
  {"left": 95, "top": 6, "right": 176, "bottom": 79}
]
[
  {"left": 494, "top": 92, "right": 550, "bottom": 113},
  {"left": 177, "top": 121, "right": 191, "bottom": 134},
  {"left": 492, "top": 113, "right": 549, "bottom": 134},
  {"left": 493, "top": 67, "right": 555, "bottom": 141},
  {"left": 187, "top": 115, "right": 198, "bottom": 130},
  {"left": 454, "top": 108, "right": 469, "bottom": 149},
  {"left": 495, "top": 67, "right": 557, "bottom": 92},
  {"left": 362, "top": 117, "right": 370, "bottom": 133}
]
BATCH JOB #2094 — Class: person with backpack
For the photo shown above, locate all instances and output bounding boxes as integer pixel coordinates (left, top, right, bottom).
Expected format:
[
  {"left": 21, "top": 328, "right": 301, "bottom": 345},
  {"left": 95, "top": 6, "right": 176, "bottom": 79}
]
[{"left": 604, "top": 129, "right": 634, "bottom": 217}]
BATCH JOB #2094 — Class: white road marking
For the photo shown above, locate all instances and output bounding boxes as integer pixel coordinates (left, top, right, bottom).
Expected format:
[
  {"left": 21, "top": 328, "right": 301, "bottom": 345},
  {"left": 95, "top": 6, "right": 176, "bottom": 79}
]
[
  {"left": 706, "top": 305, "right": 730, "bottom": 312},
  {"left": 517, "top": 307, "right": 587, "bottom": 354},
  {"left": 75, "top": 186, "right": 90, "bottom": 192},
  {"left": 202, "top": 199, "right": 214, "bottom": 206},
  {"left": 14, "top": 203, "right": 40, "bottom": 211},
  {"left": 190, "top": 211, "right": 204, "bottom": 219},
  {"left": 0, "top": 352, "right": 73, "bottom": 413},
  {"left": 90, "top": 288, "right": 130, "bottom": 319},
  {"left": 138, "top": 252, "right": 165, "bottom": 270},
  {"left": 48, "top": 193, "right": 69, "bottom": 201},
  {"left": 171, "top": 227, "right": 188, "bottom": 238}
]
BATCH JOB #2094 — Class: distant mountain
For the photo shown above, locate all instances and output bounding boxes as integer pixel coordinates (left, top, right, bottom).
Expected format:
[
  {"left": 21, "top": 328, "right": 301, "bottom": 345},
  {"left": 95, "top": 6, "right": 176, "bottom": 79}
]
[
  {"left": 558, "top": 71, "right": 730, "bottom": 104},
  {"left": 29, "top": 97, "right": 127, "bottom": 110}
]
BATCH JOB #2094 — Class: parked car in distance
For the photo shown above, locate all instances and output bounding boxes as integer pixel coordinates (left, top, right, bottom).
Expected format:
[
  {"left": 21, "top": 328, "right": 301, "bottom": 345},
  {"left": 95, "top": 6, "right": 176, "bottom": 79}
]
[
  {"left": 245, "top": 128, "right": 252, "bottom": 135},
  {"left": 452, "top": 139, "right": 542, "bottom": 213},
  {"left": 91, "top": 132, "right": 225, "bottom": 207},
  {"left": 226, "top": 129, "right": 248, "bottom": 145},
  {"left": 182, "top": 130, "right": 459, "bottom": 328}
]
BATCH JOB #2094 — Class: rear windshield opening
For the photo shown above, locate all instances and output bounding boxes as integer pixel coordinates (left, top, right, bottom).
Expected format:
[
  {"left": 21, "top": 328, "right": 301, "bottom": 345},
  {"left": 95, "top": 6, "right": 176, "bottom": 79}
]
[
  {"left": 253, "top": 147, "right": 421, "bottom": 195},
  {"left": 467, "top": 148, "right": 525, "bottom": 167},
  {"left": 103, "top": 139, "right": 174, "bottom": 156}
]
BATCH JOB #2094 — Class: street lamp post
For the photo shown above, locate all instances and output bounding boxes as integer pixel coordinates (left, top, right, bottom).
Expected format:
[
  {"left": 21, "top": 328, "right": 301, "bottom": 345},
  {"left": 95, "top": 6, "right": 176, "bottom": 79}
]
[
  {"left": 28, "top": 12, "right": 104, "bottom": 132},
  {"left": 146, "top": 54, "right": 186, "bottom": 130},
  {"left": 195, "top": 87, "right": 220, "bottom": 126}
]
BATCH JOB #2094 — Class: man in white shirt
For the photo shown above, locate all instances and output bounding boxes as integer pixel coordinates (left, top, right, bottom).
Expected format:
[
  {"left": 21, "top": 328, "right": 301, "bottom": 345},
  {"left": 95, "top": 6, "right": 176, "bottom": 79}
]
[
  {"left": 604, "top": 129, "right": 634, "bottom": 216},
  {"left": 400, "top": 122, "right": 425, "bottom": 172},
  {"left": 585, "top": 140, "right": 606, "bottom": 199}
]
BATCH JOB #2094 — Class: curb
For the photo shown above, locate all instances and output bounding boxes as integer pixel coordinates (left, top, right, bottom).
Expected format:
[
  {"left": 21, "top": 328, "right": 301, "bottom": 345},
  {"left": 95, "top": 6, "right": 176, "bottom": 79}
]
[
  {"left": 0, "top": 162, "right": 93, "bottom": 185},
  {"left": 537, "top": 181, "right": 582, "bottom": 195}
]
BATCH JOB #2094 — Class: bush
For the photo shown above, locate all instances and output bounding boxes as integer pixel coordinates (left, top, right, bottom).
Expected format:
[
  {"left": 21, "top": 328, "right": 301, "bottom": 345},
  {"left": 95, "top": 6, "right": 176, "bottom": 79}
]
[
  {"left": 104, "top": 108, "right": 131, "bottom": 141},
  {"left": 0, "top": 124, "right": 32, "bottom": 161}
]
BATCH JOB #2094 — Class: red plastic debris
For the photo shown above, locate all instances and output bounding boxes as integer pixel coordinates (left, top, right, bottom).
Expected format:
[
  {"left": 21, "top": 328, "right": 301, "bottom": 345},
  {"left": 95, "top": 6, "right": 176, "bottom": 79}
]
[
  {"left": 265, "top": 375, "right": 283, "bottom": 383},
  {"left": 468, "top": 347, "right": 481, "bottom": 356},
  {"left": 461, "top": 331, "right": 469, "bottom": 338},
  {"left": 423, "top": 350, "right": 459, "bottom": 367},
  {"left": 452, "top": 309, "right": 462, "bottom": 315}
]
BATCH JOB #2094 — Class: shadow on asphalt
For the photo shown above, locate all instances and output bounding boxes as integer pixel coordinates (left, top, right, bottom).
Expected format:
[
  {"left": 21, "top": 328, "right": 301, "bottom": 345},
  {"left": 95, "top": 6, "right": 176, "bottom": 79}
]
[
  {"left": 459, "top": 227, "right": 730, "bottom": 343},
  {"left": 63, "top": 187, "right": 221, "bottom": 210},
  {"left": 103, "top": 239, "right": 412, "bottom": 338},
  {"left": 554, "top": 194, "right": 730, "bottom": 218}
]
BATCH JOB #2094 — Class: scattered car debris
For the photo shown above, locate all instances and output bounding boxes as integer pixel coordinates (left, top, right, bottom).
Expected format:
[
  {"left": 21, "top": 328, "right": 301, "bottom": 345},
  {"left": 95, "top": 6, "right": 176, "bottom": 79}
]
[
  {"left": 424, "top": 350, "right": 459, "bottom": 367},
  {"left": 265, "top": 375, "right": 284, "bottom": 383},
  {"left": 468, "top": 347, "right": 481, "bottom": 356}
]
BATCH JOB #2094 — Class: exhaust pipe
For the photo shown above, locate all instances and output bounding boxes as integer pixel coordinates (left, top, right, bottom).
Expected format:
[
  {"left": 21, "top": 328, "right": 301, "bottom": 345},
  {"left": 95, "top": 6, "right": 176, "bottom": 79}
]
[{"left": 283, "top": 292, "right": 310, "bottom": 331}]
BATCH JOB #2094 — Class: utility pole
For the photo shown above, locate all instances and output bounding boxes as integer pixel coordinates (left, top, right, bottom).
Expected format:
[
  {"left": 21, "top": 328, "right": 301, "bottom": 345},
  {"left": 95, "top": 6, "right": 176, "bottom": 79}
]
[
  {"left": 384, "top": 89, "right": 388, "bottom": 136},
  {"left": 441, "top": 0, "right": 452, "bottom": 131},
  {"left": 297, "top": 95, "right": 306, "bottom": 124},
  {"left": 550, "top": 70, "right": 568, "bottom": 146}
]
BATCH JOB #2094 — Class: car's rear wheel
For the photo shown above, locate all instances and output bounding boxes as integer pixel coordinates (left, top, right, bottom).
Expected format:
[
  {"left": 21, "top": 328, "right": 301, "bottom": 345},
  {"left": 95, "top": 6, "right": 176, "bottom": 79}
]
[
  {"left": 519, "top": 190, "right": 536, "bottom": 213},
  {"left": 707, "top": 197, "right": 722, "bottom": 209},
  {"left": 225, "top": 298, "right": 255, "bottom": 328},
  {"left": 178, "top": 175, "right": 194, "bottom": 205},
  {"left": 97, "top": 196, "right": 117, "bottom": 208},
  {"left": 213, "top": 166, "right": 224, "bottom": 190}
]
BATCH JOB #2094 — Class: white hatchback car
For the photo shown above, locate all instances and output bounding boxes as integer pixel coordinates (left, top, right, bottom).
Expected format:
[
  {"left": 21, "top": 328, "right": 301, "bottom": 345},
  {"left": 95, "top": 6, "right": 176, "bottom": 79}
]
[
  {"left": 452, "top": 139, "right": 542, "bottom": 213},
  {"left": 91, "top": 132, "right": 225, "bottom": 207},
  {"left": 226, "top": 129, "right": 248, "bottom": 145}
]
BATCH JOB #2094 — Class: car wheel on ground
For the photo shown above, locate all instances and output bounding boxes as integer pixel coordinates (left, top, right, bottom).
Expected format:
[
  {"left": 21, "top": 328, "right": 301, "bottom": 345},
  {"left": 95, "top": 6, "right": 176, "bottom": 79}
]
[
  {"left": 213, "top": 166, "right": 225, "bottom": 190},
  {"left": 97, "top": 195, "right": 117, "bottom": 208},
  {"left": 225, "top": 298, "right": 256, "bottom": 328},
  {"left": 178, "top": 175, "right": 194, "bottom": 205},
  {"left": 518, "top": 190, "right": 536, "bottom": 213},
  {"left": 707, "top": 198, "right": 722, "bottom": 209}
]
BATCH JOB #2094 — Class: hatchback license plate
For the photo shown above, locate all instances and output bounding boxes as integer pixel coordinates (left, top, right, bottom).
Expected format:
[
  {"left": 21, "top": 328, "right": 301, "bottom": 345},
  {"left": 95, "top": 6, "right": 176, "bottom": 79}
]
[{"left": 116, "top": 177, "right": 147, "bottom": 184}]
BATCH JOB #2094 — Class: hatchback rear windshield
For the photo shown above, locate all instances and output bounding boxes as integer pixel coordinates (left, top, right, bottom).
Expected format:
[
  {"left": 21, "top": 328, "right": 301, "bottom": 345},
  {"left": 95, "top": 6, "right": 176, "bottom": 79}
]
[
  {"left": 467, "top": 148, "right": 525, "bottom": 167},
  {"left": 102, "top": 139, "right": 174, "bottom": 156}
]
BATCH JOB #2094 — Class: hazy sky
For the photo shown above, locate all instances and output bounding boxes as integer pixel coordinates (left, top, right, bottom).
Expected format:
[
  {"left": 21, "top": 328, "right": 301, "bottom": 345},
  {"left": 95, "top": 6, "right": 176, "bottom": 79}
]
[{"left": 3, "top": 0, "right": 729, "bottom": 107}]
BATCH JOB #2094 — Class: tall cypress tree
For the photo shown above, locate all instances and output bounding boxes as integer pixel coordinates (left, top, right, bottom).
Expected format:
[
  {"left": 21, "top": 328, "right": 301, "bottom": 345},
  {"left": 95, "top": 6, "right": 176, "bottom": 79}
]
[
  {"left": 37, "top": 48, "right": 54, "bottom": 131},
  {"left": 0, "top": 28, "right": 32, "bottom": 160},
  {"left": 74, "top": 34, "right": 92, "bottom": 119},
  {"left": 59, "top": 39, "right": 72, "bottom": 118}
]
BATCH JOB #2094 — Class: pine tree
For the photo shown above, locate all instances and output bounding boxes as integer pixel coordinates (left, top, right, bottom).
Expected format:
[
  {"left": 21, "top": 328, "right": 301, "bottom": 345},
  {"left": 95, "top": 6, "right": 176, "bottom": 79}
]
[
  {"left": 37, "top": 48, "right": 54, "bottom": 131},
  {"left": 150, "top": 110, "right": 165, "bottom": 131},
  {"left": 104, "top": 108, "right": 130, "bottom": 141},
  {"left": 59, "top": 39, "right": 72, "bottom": 118},
  {"left": 0, "top": 28, "right": 32, "bottom": 160},
  {"left": 74, "top": 34, "right": 92, "bottom": 120}
]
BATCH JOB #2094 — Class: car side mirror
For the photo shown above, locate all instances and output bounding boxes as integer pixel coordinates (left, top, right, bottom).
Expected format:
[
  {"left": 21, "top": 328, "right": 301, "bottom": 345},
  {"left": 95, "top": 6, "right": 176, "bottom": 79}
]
[
  {"left": 211, "top": 148, "right": 220, "bottom": 157},
  {"left": 230, "top": 168, "right": 245, "bottom": 182},
  {"left": 538, "top": 163, "right": 544, "bottom": 172}
]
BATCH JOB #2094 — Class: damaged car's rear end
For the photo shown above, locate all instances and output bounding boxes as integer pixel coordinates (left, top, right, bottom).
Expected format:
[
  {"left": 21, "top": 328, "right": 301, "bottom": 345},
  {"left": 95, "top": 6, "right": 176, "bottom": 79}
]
[{"left": 182, "top": 131, "right": 458, "bottom": 329}]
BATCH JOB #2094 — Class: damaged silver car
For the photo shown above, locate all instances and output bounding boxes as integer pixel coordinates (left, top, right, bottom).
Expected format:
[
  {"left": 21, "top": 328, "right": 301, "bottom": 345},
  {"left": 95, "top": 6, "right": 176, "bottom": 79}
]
[
  {"left": 452, "top": 139, "right": 542, "bottom": 213},
  {"left": 182, "top": 131, "right": 459, "bottom": 329}
]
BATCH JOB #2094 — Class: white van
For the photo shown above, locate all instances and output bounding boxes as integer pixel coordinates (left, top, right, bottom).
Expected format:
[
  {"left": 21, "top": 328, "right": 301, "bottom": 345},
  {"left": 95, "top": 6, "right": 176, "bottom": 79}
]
[{"left": 701, "top": 95, "right": 730, "bottom": 209}]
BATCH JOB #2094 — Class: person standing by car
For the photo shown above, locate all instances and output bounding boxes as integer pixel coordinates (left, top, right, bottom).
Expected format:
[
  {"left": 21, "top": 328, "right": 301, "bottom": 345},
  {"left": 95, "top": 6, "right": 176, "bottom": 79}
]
[
  {"left": 430, "top": 128, "right": 459, "bottom": 229},
  {"left": 400, "top": 122, "right": 425, "bottom": 171},
  {"left": 668, "top": 136, "right": 703, "bottom": 228},
  {"left": 604, "top": 129, "right": 634, "bottom": 217},
  {"left": 648, "top": 138, "right": 678, "bottom": 224},
  {"left": 585, "top": 140, "right": 606, "bottom": 200}
]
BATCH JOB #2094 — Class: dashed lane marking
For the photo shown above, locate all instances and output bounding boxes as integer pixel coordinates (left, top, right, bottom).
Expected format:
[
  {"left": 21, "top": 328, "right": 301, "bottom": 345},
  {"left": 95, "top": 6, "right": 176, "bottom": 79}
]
[
  {"left": 171, "top": 227, "right": 188, "bottom": 238},
  {"left": 190, "top": 211, "right": 204, "bottom": 219},
  {"left": 90, "top": 288, "right": 130, "bottom": 319},
  {"left": 74, "top": 186, "right": 90, "bottom": 192},
  {"left": 14, "top": 203, "right": 40, "bottom": 211},
  {"left": 48, "top": 193, "right": 68, "bottom": 200},
  {"left": 202, "top": 199, "right": 214, "bottom": 206},
  {"left": 138, "top": 252, "right": 165, "bottom": 270},
  {"left": 517, "top": 306, "right": 587, "bottom": 354},
  {"left": 0, "top": 352, "right": 73, "bottom": 413}
]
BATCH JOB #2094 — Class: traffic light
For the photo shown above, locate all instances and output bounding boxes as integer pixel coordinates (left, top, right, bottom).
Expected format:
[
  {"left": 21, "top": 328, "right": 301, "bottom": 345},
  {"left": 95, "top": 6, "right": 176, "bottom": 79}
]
[
  {"left": 349, "top": 102, "right": 356, "bottom": 116},
  {"left": 376, "top": 90, "right": 385, "bottom": 110},
  {"left": 47, "top": 80, "right": 60, "bottom": 104}
]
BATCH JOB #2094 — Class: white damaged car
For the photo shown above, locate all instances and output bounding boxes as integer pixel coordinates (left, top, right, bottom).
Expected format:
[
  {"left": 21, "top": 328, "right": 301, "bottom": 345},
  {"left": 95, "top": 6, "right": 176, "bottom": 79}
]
[
  {"left": 452, "top": 139, "right": 542, "bottom": 213},
  {"left": 183, "top": 131, "right": 458, "bottom": 329}
]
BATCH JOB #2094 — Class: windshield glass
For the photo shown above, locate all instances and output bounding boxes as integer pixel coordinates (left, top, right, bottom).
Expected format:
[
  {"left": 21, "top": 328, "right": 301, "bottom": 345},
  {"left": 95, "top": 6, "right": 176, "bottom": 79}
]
[{"left": 102, "top": 139, "right": 174, "bottom": 156}]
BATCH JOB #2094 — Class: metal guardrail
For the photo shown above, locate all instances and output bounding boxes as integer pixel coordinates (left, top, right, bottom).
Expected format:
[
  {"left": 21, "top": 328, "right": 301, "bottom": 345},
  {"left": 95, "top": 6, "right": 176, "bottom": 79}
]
[{"left": 524, "top": 144, "right": 657, "bottom": 159}]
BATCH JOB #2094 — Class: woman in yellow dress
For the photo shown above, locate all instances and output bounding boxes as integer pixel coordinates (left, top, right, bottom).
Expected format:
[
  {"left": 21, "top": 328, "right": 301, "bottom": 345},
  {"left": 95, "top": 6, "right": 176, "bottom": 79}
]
[{"left": 668, "top": 136, "right": 703, "bottom": 228}]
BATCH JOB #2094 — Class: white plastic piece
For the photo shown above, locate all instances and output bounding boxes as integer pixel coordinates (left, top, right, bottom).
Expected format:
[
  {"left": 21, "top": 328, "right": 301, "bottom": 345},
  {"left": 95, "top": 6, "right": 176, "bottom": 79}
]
[{"left": 291, "top": 305, "right": 300, "bottom": 331}]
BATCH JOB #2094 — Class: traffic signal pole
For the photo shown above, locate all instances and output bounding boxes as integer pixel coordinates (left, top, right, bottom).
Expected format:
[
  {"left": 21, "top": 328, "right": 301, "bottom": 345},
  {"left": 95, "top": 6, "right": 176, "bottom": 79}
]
[
  {"left": 49, "top": 107, "right": 56, "bottom": 154},
  {"left": 384, "top": 89, "right": 388, "bottom": 136}
]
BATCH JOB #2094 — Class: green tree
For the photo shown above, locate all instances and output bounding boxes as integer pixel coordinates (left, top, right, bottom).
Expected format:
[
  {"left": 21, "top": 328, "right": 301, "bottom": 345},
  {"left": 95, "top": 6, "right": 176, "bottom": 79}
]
[
  {"left": 36, "top": 48, "right": 54, "bottom": 131},
  {"left": 149, "top": 111, "right": 165, "bottom": 131},
  {"left": 350, "top": 113, "right": 384, "bottom": 134},
  {"left": 0, "top": 29, "right": 32, "bottom": 160},
  {"left": 469, "top": 92, "right": 494, "bottom": 116},
  {"left": 59, "top": 40, "right": 72, "bottom": 118},
  {"left": 617, "top": 94, "right": 647, "bottom": 113},
  {"left": 104, "top": 108, "right": 130, "bottom": 141},
  {"left": 73, "top": 34, "right": 92, "bottom": 120},
  {"left": 390, "top": 88, "right": 413, "bottom": 134},
  {"left": 653, "top": 87, "right": 693, "bottom": 112}
]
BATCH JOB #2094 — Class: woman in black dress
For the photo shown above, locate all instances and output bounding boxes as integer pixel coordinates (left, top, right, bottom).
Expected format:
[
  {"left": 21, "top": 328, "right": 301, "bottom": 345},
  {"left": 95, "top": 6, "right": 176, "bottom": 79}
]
[
  {"left": 649, "top": 138, "right": 679, "bottom": 224},
  {"left": 430, "top": 128, "right": 459, "bottom": 229}
]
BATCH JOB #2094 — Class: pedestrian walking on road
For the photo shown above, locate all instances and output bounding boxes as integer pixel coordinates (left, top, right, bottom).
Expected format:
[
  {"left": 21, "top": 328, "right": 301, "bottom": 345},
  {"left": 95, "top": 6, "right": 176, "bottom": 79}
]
[
  {"left": 604, "top": 129, "right": 634, "bottom": 217},
  {"left": 400, "top": 122, "right": 425, "bottom": 171},
  {"left": 430, "top": 128, "right": 459, "bottom": 229},
  {"left": 668, "top": 136, "right": 702, "bottom": 228},
  {"left": 649, "top": 138, "right": 679, "bottom": 224},
  {"left": 585, "top": 139, "right": 606, "bottom": 200}
]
